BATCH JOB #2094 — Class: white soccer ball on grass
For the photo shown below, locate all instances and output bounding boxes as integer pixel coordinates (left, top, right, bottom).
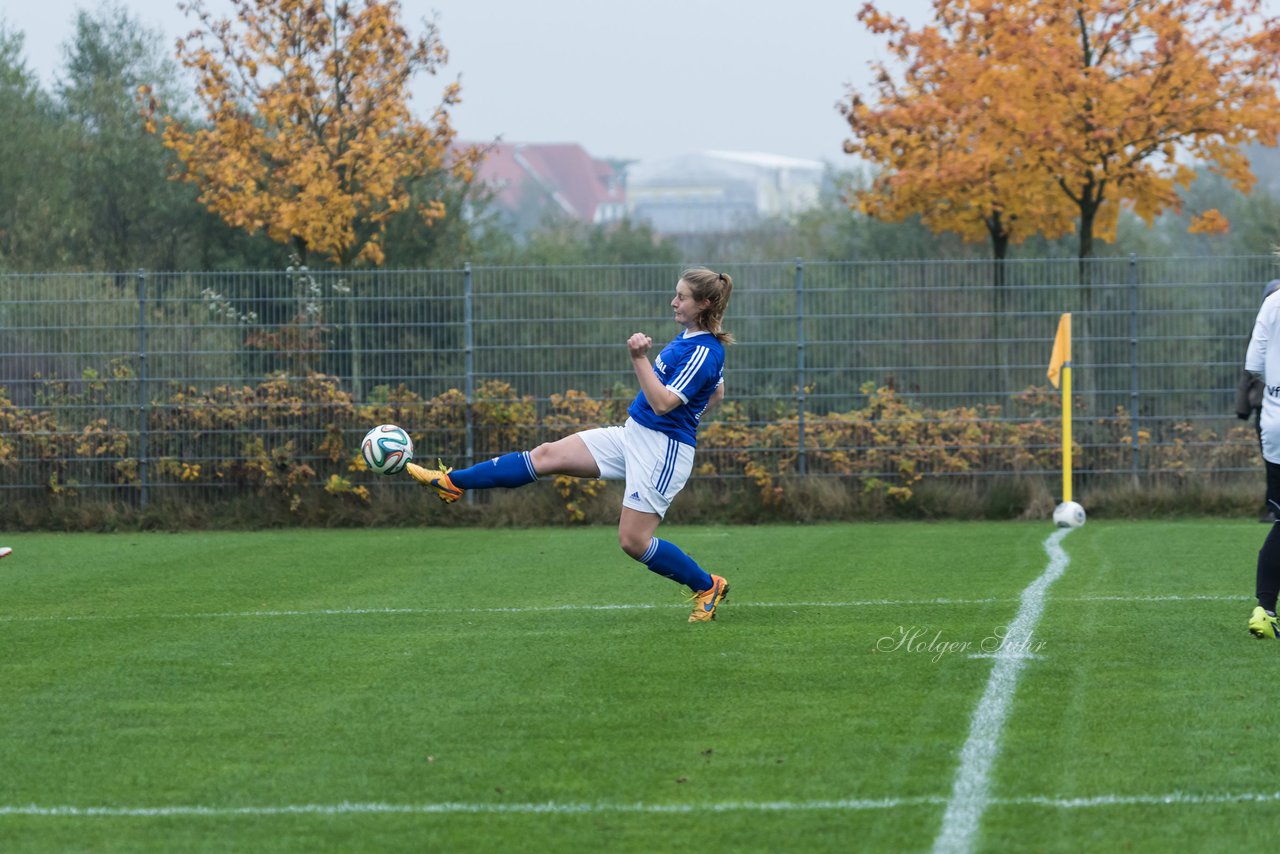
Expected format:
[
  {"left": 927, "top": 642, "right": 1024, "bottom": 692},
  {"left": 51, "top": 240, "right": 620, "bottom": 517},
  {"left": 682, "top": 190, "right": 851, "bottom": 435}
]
[
  {"left": 1052, "top": 500, "right": 1086, "bottom": 528},
  {"left": 361, "top": 424, "right": 414, "bottom": 475}
]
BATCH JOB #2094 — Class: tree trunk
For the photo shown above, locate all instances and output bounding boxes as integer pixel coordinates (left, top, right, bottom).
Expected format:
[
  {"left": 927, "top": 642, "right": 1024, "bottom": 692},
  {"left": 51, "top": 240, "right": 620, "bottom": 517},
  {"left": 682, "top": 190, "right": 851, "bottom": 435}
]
[
  {"left": 1077, "top": 206, "right": 1095, "bottom": 292},
  {"left": 1074, "top": 196, "right": 1102, "bottom": 418},
  {"left": 989, "top": 219, "right": 1012, "bottom": 410}
]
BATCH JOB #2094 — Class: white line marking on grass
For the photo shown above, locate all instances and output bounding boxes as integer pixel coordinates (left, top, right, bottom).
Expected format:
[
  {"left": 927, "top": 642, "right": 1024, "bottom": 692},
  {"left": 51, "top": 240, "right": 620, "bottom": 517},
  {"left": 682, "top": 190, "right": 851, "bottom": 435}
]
[
  {"left": 931, "top": 528, "right": 1073, "bottom": 854},
  {"left": 0, "top": 605, "right": 667, "bottom": 623},
  {"left": 0, "top": 797, "right": 945, "bottom": 817},
  {"left": 6, "top": 790, "right": 1280, "bottom": 819},
  {"left": 1011, "top": 791, "right": 1280, "bottom": 808},
  {"left": 0, "top": 593, "right": 1239, "bottom": 625}
]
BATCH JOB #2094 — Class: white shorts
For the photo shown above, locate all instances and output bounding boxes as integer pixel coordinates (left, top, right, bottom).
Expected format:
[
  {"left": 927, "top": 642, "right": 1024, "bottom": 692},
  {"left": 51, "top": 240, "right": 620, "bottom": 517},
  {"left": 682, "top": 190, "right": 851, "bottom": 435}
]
[
  {"left": 577, "top": 417, "right": 695, "bottom": 517},
  {"left": 1265, "top": 404, "right": 1280, "bottom": 464}
]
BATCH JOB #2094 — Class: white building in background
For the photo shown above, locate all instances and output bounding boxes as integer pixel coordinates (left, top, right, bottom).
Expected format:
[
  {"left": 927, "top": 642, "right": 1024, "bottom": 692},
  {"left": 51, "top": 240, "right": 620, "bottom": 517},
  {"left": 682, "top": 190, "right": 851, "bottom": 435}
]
[{"left": 627, "top": 150, "right": 826, "bottom": 235}]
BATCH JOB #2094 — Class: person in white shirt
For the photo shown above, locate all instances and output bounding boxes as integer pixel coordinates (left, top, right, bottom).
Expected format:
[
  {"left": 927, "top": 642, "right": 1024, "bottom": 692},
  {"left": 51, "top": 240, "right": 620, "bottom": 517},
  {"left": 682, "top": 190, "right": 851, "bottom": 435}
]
[{"left": 1244, "top": 282, "right": 1280, "bottom": 637}]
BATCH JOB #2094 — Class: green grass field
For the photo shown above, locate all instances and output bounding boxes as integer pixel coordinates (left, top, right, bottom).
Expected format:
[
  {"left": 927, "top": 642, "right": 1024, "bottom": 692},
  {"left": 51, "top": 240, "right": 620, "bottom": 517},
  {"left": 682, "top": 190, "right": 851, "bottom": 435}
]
[{"left": 1, "top": 520, "right": 1277, "bottom": 852}]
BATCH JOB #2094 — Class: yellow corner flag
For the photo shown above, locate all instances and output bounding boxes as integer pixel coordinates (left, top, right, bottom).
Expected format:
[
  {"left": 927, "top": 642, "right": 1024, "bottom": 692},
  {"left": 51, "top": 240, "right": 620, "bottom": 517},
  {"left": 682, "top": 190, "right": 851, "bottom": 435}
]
[
  {"left": 1047, "top": 313, "right": 1071, "bottom": 389},
  {"left": 1047, "top": 313, "right": 1073, "bottom": 503}
]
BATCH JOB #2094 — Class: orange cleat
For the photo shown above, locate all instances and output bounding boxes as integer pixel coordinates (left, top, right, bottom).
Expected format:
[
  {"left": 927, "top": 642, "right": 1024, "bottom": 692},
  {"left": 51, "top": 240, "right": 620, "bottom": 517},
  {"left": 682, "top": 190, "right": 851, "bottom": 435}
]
[
  {"left": 406, "top": 459, "right": 465, "bottom": 504},
  {"left": 688, "top": 574, "right": 730, "bottom": 623}
]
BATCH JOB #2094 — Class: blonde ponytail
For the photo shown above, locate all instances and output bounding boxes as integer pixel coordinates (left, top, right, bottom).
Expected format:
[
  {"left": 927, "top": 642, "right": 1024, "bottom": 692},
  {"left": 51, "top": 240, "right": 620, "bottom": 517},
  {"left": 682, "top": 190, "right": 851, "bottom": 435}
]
[{"left": 680, "top": 267, "right": 734, "bottom": 344}]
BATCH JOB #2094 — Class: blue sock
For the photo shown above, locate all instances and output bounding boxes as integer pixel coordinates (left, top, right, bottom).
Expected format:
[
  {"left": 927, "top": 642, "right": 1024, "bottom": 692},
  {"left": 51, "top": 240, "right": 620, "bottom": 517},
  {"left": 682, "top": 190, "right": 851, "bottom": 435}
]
[
  {"left": 449, "top": 451, "right": 538, "bottom": 490},
  {"left": 638, "top": 538, "right": 714, "bottom": 592}
]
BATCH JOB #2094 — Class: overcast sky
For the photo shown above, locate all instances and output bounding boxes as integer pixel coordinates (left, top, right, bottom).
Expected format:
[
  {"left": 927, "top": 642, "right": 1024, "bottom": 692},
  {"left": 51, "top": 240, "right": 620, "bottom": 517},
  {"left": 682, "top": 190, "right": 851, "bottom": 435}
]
[{"left": 2, "top": 0, "right": 935, "bottom": 164}]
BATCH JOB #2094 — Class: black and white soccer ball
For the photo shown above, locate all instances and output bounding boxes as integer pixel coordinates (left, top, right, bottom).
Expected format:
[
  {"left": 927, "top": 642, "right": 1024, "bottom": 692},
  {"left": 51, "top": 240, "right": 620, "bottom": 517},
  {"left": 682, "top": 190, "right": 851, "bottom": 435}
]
[{"left": 1052, "top": 500, "right": 1086, "bottom": 529}]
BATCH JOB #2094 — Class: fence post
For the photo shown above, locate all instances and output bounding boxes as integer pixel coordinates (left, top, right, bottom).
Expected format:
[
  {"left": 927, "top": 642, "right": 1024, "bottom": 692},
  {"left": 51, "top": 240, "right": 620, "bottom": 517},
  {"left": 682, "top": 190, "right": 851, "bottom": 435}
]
[
  {"left": 463, "top": 263, "right": 475, "bottom": 504},
  {"left": 1129, "top": 254, "right": 1140, "bottom": 484},
  {"left": 136, "top": 268, "right": 149, "bottom": 509},
  {"left": 795, "top": 258, "right": 807, "bottom": 476}
]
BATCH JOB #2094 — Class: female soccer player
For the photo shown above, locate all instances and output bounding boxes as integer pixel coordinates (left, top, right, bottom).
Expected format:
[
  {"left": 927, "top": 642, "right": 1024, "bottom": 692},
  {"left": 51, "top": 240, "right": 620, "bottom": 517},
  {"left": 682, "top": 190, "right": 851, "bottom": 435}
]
[{"left": 406, "top": 268, "right": 733, "bottom": 623}]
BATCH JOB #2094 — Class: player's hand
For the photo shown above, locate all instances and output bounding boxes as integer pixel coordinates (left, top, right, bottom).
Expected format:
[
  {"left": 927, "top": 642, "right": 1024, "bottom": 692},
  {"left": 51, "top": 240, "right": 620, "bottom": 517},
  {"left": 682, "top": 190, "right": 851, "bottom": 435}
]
[{"left": 627, "top": 333, "right": 652, "bottom": 358}]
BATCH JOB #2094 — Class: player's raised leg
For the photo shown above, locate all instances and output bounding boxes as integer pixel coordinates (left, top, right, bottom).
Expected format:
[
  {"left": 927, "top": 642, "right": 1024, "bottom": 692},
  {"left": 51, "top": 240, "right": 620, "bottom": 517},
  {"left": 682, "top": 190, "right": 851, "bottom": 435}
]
[
  {"left": 528, "top": 434, "right": 602, "bottom": 479},
  {"left": 405, "top": 457, "right": 465, "bottom": 503},
  {"left": 407, "top": 434, "right": 601, "bottom": 503}
]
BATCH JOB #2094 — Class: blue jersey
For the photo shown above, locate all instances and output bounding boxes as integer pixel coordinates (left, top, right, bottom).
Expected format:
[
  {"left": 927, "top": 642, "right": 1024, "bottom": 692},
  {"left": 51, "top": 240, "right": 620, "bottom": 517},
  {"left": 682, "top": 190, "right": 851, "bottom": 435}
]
[{"left": 628, "top": 330, "right": 724, "bottom": 446}]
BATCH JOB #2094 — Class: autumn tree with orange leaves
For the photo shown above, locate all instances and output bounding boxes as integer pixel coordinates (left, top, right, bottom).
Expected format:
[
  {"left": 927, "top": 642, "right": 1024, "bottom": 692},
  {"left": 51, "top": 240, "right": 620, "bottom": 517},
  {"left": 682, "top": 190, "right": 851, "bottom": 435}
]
[
  {"left": 842, "top": 0, "right": 1280, "bottom": 279},
  {"left": 141, "top": 0, "right": 480, "bottom": 396},
  {"left": 143, "top": 0, "right": 477, "bottom": 268},
  {"left": 840, "top": 7, "right": 1076, "bottom": 266}
]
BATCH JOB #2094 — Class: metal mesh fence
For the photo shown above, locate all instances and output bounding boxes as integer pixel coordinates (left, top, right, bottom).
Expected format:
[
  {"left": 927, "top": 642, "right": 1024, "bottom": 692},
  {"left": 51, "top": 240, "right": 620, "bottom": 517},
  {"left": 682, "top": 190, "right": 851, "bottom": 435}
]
[{"left": 1, "top": 256, "right": 1276, "bottom": 503}]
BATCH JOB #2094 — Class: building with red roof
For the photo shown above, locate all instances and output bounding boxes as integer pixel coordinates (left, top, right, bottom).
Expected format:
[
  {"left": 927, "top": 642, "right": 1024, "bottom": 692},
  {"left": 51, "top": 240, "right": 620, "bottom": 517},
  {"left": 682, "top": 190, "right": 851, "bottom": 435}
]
[{"left": 466, "top": 142, "right": 627, "bottom": 230}]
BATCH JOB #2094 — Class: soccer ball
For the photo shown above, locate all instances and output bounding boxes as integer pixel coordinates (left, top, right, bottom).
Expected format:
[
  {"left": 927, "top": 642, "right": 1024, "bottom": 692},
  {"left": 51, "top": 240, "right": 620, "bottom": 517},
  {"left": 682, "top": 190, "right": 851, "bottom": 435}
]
[
  {"left": 1052, "top": 500, "right": 1086, "bottom": 528},
  {"left": 361, "top": 424, "right": 413, "bottom": 475}
]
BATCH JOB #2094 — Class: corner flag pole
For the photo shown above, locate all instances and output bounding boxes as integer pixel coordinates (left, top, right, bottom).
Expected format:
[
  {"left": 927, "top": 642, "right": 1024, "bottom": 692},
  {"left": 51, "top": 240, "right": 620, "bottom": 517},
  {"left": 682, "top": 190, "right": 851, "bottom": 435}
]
[
  {"left": 1061, "top": 350, "right": 1072, "bottom": 504},
  {"left": 1047, "top": 313, "right": 1072, "bottom": 503}
]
